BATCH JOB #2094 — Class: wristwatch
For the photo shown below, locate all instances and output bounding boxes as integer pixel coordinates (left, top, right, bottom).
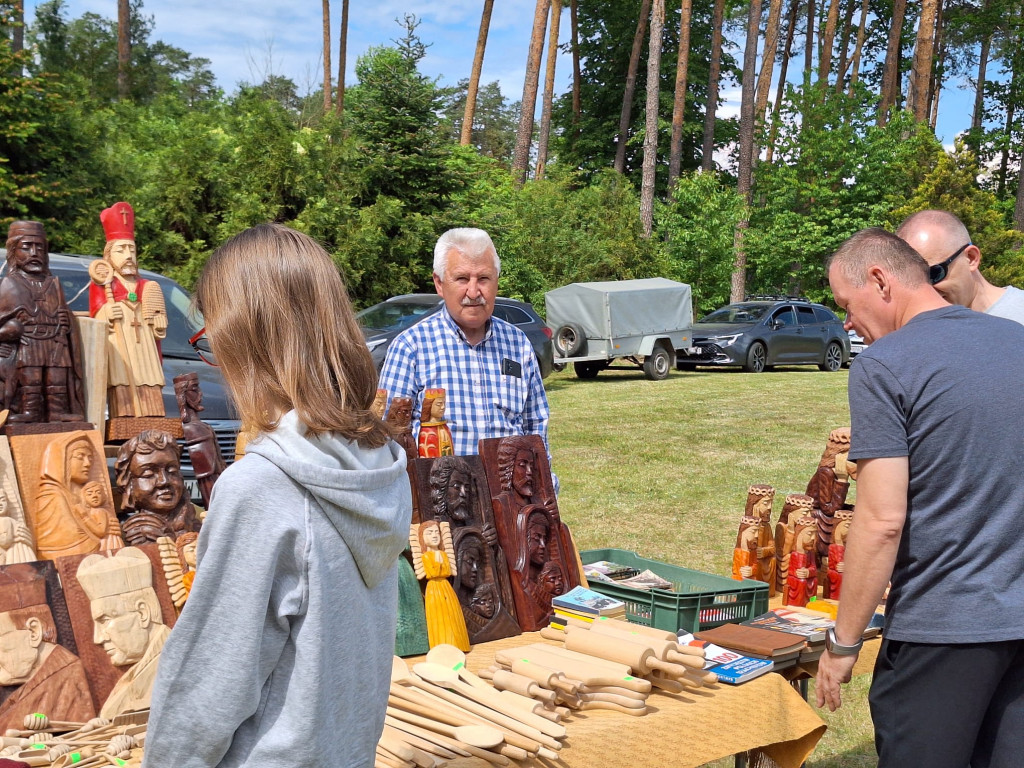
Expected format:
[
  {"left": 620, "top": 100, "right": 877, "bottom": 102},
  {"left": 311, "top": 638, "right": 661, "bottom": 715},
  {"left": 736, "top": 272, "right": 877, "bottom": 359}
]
[{"left": 825, "top": 628, "right": 863, "bottom": 656}]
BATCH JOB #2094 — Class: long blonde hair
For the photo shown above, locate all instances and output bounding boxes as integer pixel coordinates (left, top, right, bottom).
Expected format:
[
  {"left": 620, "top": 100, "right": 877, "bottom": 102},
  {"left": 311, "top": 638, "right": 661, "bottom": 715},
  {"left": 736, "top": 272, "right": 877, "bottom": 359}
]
[{"left": 195, "top": 223, "right": 389, "bottom": 446}]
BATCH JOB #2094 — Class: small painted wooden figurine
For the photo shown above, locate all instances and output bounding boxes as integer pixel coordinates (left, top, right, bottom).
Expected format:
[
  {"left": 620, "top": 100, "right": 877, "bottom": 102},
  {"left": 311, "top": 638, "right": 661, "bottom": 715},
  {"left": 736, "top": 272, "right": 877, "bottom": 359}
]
[
  {"left": 385, "top": 396, "right": 417, "bottom": 461},
  {"left": 775, "top": 493, "right": 814, "bottom": 595},
  {"left": 732, "top": 516, "right": 761, "bottom": 581},
  {"left": 826, "top": 508, "right": 854, "bottom": 600},
  {"left": 409, "top": 520, "right": 470, "bottom": 652},
  {"left": 157, "top": 531, "right": 199, "bottom": 611},
  {"left": 785, "top": 515, "right": 818, "bottom": 607},
  {"left": 417, "top": 388, "right": 454, "bottom": 458},
  {"left": 747, "top": 484, "right": 776, "bottom": 594}
]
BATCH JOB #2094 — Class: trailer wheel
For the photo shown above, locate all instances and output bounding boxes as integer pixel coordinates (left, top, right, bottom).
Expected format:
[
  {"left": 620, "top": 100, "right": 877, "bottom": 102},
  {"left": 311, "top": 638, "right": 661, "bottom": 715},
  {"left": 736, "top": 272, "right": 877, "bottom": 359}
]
[
  {"left": 575, "top": 361, "right": 602, "bottom": 379},
  {"left": 555, "top": 323, "right": 587, "bottom": 357},
  {"left": 643, "top": 345, "right": 672, "bottom": 381}
]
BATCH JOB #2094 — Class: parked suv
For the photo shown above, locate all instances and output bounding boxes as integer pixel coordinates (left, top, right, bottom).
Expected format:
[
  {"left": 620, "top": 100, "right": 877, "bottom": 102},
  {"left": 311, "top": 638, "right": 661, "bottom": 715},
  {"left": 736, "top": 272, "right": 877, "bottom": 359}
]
[
  {"left": 676, "top": 296, "right": 850, "bottom": 373},
  {"left": 1, "top": 250, "right": 241, "bottom": 504},
  {"left": 357, "top": 294, "right": 555, "bottom": 378}
]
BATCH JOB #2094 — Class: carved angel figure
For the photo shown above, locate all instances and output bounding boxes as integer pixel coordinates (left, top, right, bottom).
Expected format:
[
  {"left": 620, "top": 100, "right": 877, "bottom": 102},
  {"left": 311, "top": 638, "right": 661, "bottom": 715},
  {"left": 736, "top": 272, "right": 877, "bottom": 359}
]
[{"left": 409, "top": 520, "right": 470, "bottom": 651}]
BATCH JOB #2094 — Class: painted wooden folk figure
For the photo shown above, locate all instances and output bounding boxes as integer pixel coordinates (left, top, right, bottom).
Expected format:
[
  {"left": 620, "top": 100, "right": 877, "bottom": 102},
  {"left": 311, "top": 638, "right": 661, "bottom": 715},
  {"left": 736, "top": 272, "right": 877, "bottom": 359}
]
[
  {"left": 89, "top": 202, "right": 168, "bottom": 418},
  {"left": 115, "top": 430, "right": 201, "bottom": 546},
  {"left": 172, "top": 373, "right": 226, "bottom": 508},
  {"left": 0, "top": 221, "right": 86, "bottom": 424},
  {"left": 747, "top": 484, "right": 776, "bottom": 594},
  {"left": 775, "top": 493, "right": 814, "bottom": 595},
  {"left": 785, "top": 516, "right": 818, "bottom": 607},
  {"left": 732, "top": 516, "right": 761, "bottom": 581},
  {"left": 417, "top": 388, "right": 454, "bottom": 458},
  {"left": 157, "top": 532, "right": 198, "bottom": 611},
  {"left": 409, "top": 520, "right": 470, "bottom": 652},
  {"left": 371, "top": 388, "right": 387, "bottom": 420},
  {"left": 806, "top": 428, "right": 853, "bottom": 565},
  {"left": 385, "top": 397, "right": 417, "bottom": 461},
  {"left": 826, "top": 508, "right": 854, "bottom": 601},
  {"left": 0, "top": 564, "right": 95, "bottom": 732}
]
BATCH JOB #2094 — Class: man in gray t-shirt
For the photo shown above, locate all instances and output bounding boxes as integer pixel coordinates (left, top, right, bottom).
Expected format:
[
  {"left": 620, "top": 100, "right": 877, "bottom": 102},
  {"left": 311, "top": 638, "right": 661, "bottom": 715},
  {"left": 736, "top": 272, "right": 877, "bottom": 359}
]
[
  {"left": 896, "top": 209, "right": 1024, "bottom": 325},
  {"left": 818, "top": 227, "right": 1024, "bottom": 768}
]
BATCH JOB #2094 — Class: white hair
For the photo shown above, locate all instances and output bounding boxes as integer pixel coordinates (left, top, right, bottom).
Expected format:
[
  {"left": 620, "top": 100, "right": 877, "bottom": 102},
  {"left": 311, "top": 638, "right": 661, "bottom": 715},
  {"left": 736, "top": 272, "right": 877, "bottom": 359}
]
[{"left": 433, "top": 228, "right": 501, "bottom": 279}]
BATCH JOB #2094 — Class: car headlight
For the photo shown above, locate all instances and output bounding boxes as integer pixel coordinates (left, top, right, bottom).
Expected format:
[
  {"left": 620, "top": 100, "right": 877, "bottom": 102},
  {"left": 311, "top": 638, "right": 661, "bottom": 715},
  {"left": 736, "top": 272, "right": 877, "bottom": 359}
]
[{"left": 707, "top": 334, "right": 742, "bottom": 347}]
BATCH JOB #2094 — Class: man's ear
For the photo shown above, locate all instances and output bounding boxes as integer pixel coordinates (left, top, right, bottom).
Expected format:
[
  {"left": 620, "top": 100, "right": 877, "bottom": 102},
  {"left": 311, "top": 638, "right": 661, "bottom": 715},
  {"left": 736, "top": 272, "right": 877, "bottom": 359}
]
[
  {"left": 134, "top": 598, "right": 152, "bottom": 629},
  {"left": 867, "top": 266, "right": 890, "bottom": 298},
  {"left": 433, "top": 271, "right": 444, "bottom": 296},
  {"left": 26, "top": 617, "right": 44, "bottom": 648},
  {"left": 965, "top": 244, "right": 983, "bottom": 271}
]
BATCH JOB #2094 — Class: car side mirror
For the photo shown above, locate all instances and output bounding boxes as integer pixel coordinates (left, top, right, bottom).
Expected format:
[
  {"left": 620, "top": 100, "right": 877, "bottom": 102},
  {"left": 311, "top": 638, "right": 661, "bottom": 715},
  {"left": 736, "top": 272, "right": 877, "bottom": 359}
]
[{"left": 770, "top": 319, "right": 783, "bottom": 331}]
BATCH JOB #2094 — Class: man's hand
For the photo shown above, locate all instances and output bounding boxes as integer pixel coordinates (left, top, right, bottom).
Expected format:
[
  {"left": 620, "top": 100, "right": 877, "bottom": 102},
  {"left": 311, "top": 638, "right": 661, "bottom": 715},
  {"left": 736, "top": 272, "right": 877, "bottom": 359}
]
[{"left": 815, "top": 648, "right": 858, "bottom": 712}]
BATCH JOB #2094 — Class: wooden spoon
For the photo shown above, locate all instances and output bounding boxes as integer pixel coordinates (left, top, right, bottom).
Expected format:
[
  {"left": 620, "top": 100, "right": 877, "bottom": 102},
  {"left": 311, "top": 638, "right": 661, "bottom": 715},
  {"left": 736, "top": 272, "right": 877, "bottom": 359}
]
[{"left": 385, "top": 706, "right": 504, "bottom": 749}]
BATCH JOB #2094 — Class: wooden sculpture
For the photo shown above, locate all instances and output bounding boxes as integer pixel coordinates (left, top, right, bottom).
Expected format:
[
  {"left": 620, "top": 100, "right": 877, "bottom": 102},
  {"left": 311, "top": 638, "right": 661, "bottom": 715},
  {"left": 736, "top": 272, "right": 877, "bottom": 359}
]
[
  {"left": 416, "top": 454, "right": 520, "bottom": 644},
  {"left": 417, "top": 389, "right": 454, "bottom": 458},
  {"left": 806, "top": 427, "right": 853, "bottom": 565},
  {"left": 69, "top": 546, "right": 173, "bottom": 717},
  {"left": 157, "top": 532, "right": 197, "bottom": 611},
  {"left": 0, "top": 563, "right": 95, "bottom": 731},
  {"left": 747, "top": 484, "right": 776, "bottom": 594},
  {"left": 385, "top": 397, "right": 417, "bottom": 461},
  {"left": 775, "top": 493, "right": 814, "bottom": 595},
  {"left": 826, "top": 508, "right": 854, "bottom": 600},
  {"left": 12, "top": 430, "right": 123, "bottom": 560},
  {"left": 371, "top": 388, "right": 388, "bottom": 420},
  {"left": 409, "top": 520, "right": 470, "bottom": 652},
  {"left": 172, "top": 373, "right": 225, "bottom": 508},
  {"left": 0, "top": 436, "right": 32, "bottom": 566},
  {"left": 479, "top": 434, "right": 579, "bottom": 632},
  {"left": 115, "top": 430, "right": 200, "bottom": 546},
  {"left": 731, "top": 516, "right": 760, "bottom": 581},
  {"left": 0, "top": 221, "right": 86, "bottom": 424},
  {"left": 784, "top": 515, "right": 818, "bottom": 607},
  {"left": 89, "top": 202, "right": 168, "bottom": 419}
]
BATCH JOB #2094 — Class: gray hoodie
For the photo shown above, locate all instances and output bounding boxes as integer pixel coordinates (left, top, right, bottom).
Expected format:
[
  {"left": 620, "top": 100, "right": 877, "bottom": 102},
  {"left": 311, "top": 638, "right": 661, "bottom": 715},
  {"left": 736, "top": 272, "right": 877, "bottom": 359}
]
[{"left": 142, "top": 411, "right": 411, "bottom": 768}]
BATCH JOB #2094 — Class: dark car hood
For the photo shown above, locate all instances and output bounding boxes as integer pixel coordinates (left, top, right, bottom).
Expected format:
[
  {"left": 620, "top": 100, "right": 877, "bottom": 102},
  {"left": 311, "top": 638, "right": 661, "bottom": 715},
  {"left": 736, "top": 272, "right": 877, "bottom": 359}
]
[
  {"left": 691, "top": 322, "right": 760, "bottom": 337},
  {"left": 160, "top": 357, "right": 237, "bottom": 420}
]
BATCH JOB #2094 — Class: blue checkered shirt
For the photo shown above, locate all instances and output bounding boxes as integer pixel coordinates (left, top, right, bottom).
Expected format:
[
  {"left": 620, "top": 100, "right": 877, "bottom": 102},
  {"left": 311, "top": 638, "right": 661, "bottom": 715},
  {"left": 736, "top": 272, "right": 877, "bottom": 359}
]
[{"left": 378, "top": 306, "right": 554, "bottom": 473}]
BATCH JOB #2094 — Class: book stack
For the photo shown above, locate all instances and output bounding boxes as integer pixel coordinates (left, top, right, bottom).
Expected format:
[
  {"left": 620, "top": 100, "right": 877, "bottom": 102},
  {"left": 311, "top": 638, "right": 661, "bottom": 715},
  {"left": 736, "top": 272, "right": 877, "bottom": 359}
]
[
  {"left": 742, "top": 606, "right": 835, "bottom": 662},
  {"left": 693, "top": 623, "right": 807, "bottom": 670},
  {"left": 582, "top": 560, "right": 641, "bottom": 584},
  {"left": 677, "top": 632, "right": 775, "bottom": 684},
  {"left": 551, "top": 585, "right": 627, "bottom": 626}
]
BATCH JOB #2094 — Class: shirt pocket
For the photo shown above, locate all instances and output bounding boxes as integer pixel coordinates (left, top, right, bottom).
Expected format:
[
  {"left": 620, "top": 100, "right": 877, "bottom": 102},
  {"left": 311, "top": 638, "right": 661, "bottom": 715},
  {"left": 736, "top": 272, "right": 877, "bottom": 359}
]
[{"left": 493, "top": 373, "right": 528, "bottom": 430}]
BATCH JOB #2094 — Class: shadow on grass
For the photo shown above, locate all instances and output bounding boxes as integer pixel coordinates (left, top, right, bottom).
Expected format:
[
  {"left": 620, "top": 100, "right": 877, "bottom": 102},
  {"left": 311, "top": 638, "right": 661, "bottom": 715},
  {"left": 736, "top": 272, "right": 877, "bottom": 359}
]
[{"left": 806, "top": 740, "right": 877, "bottom": 767}]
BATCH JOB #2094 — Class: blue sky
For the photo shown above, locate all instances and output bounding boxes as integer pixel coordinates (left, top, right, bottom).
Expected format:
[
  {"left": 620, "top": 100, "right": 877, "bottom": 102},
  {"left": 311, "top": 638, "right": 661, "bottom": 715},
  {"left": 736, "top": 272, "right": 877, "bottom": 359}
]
[{"left": 30, "top": 1, "right": 975, "bottom": 148}]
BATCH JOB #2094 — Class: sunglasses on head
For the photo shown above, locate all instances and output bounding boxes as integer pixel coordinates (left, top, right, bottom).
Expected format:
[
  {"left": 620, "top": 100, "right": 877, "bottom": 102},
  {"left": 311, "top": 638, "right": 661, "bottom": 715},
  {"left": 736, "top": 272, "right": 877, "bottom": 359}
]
[{"left": 928, "top": 243, "right": 971, "bottom": 285}]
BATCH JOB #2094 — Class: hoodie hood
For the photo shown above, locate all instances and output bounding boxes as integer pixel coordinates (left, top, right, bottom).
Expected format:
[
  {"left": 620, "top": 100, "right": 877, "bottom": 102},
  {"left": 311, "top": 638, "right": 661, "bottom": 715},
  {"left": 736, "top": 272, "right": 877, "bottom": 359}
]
[{"left": 246, "top": 410, "right": 411, "bottom": 589}]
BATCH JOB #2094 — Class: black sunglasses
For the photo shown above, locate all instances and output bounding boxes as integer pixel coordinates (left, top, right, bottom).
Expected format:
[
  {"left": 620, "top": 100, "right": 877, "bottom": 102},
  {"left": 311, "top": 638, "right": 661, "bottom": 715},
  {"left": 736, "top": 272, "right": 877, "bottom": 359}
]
[{"left": 928, "top": 243, "right": 971, "bottom": 285}]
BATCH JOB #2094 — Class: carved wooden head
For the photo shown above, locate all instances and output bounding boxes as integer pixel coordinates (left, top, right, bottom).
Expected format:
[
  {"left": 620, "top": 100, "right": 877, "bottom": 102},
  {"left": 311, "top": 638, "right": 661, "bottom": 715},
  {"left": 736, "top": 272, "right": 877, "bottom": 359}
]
[
  {"left": 114, "top": 430, "right": 185, "bottom": 515},
  {"left": 428, "top": 456, "right": 475, "bottom": 525}
]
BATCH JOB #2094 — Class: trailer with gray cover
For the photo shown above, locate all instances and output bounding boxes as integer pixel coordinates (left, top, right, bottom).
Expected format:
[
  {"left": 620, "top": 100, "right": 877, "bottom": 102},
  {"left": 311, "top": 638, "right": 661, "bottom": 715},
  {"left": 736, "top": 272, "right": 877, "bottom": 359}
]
[{"left": 546, "top": 278, "right": 694, "bottom": 380}]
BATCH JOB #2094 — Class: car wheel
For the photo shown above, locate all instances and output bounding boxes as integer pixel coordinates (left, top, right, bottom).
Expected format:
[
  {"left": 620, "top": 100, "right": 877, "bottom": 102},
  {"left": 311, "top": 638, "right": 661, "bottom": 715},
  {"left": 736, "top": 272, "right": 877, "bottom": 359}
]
[
  {"left": 643, "top": 346, "right": 672, "bottom": 381},
  {"left": 819, "top": 341, "right": 843, "bottom": 372},
  {"left": 555, "top": 323, "right": 587, "bottom": 357},
  {"left": 575, "top": 361, "right": 602, "bottom": 379},
  {"left": 744, "top": 342, "right": 767, "bottom": 373}
]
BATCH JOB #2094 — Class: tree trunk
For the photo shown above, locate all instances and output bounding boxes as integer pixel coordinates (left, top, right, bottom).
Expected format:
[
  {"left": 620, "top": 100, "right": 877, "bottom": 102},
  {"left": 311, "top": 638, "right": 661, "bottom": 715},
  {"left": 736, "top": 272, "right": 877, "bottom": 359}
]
[
  {"left": 641, "top": 0, "right": 665, "bottom": 237},
  {"left": 615, "top": 0, "right": 653, "bottom": 173},
  {"left": 908, "top": 0, "right": 939, "bottom": 122},
  {"left": 536, "top": 0, "right": 563, "bottom": 178},
  {"left": 322, "top": 0, "right": 332, "bottom": 112},
  {"left": 701, "top": 0, "right": 726, "bottom": 171},
  {"left": 668, "top": 0, "right": 694, "bottom": 189},
  {"left": 848, "top": 0, "right": 869, "bottom": 89},
  {"left": 972, "top": 33, "right": 992, "bottom": 133},
  {"left": 462, "top": 0, "right": 496, "bottom": 145},
  {"left": 11, "top": 0, "right": 23, "bottom": 55},
  {"left": 1014, "top": 146, "right": 1024, "bottom": 231},
  {"left": 818, "top": 0, "right": 840, "bottom": 84},
  {"left": 732, "top": 0, "right": 764, "bottom": 301},
  {"left": 755, "top": 0, "right": 785, "bottom": 129},
  {"left": 512, "top": 0, "right": 552, "bottom": 185},
  {"left": 878, "top": 0, "right": 908, "bottom": 125},
  {"left": 571, "top": 0, "right": 582, "bottom": 130},
  {"left": 117, "top": 0, "right": 130, "bottom": 100},
  {"left": 804, "top": 0, "right": 815, "bottom": 79},
  {"left": 336, "top": 0, "right": 348, "bottom": 116},
  {"left": 928, "top": 0, "right": 945, "bottom": 131},
  {"left": 835, "top": 0, "right": 857, "bottom": 87},
  {"left": 765, "top": 0, "right": 800, "bottom": 164}
]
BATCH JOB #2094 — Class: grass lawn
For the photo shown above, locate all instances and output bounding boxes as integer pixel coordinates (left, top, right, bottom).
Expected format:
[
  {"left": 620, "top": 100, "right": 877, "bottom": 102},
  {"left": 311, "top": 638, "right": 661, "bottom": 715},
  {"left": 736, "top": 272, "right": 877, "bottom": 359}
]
[{"left": 546, "top": 362, "right": 876, "bottom": 767}]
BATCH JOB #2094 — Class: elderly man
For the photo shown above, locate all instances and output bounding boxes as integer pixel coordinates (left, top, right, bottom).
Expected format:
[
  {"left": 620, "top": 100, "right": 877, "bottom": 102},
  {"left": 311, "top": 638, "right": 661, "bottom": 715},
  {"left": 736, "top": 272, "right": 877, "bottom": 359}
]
[
  {"left": 818, "top": 228, "right": 1024, "bottom": 768},
  {"left": 378, "top": 228, "right": 552, "bottom": 470},
  {"left": 896, "top": 209, "right": 1024, "bottom": 323}
]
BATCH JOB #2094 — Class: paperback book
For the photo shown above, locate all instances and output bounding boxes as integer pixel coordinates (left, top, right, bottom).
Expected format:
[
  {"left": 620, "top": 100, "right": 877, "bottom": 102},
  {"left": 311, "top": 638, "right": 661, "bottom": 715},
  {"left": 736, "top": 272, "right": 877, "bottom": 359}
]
[
  {"left": 677, "top": 632, "right": 774, "bottom": 684},
  {"left": 552, "top": 585, "right": 627, "bottom": 617},
  {"left": 743, "top": 606, "right": 835, "bottom": 643}
]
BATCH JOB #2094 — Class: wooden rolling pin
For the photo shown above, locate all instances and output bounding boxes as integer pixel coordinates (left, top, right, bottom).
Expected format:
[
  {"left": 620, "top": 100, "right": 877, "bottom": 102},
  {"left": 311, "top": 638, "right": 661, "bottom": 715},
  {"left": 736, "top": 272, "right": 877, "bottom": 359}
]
[
  {"left": 487, "top": 669, "right": 558, "bottom": 704},
  {"left": 486, "top": 657, "right": 579, "bottom": 694},
  {"left": 585, "top": 623, "right": 707, "bottom": 668},
  {"left": 548, "top": 625, "right": 690, "bottom": 677},
  {"left": 577, "top": 684, "right": 647, "bottom": 701},
  {"left": 496, "top": 645, "right": 652, "bottom": 693}
]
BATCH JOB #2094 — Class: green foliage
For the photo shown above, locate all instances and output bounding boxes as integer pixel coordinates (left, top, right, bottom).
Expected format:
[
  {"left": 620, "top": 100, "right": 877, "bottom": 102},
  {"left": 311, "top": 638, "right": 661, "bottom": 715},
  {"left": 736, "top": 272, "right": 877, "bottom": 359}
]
[{"left": 441, "top": 79, "right": 519, "bottom": 163}]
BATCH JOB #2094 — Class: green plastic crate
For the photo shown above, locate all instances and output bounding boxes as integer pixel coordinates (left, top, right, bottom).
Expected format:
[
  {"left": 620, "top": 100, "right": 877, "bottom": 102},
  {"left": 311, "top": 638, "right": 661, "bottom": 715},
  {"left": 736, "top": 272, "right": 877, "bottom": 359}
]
[{"left": 579, "top": 548, "right": 769, "bottom": 634}]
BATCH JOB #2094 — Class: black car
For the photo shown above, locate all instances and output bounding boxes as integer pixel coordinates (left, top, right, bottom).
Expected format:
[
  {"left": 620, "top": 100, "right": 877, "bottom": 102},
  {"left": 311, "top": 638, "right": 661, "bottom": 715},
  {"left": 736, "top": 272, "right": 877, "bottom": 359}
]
[
  {"left": 357, "top": 294, "right": 555, "bottom": 378},
  {"left": 18, "top": 251, "right": 241, "bottom": 503},
  {"left": 677, "top": 297, "right": 850, "bottom": 373}
]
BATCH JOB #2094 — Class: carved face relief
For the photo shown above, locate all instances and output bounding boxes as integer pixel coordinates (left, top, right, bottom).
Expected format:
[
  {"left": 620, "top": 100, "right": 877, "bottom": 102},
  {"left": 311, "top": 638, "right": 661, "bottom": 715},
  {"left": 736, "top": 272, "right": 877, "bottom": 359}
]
[
  {"left": 457, "top": 541, "right": 483, "bottom": 591},
  {"left": 181, "top": 539, "right": 197, "bottom": 568},
  {"left": 127, "top": 448, "right": 184, "bottom": 514},
  {"left": 68, "top": 442, "right": 94, "bottom": 485},
  {"left": 795, "top": 525, "right": 815, "bottom": 552},
  {"left": 512, "top": 449, "right": 534, "bottom": 499},
  {"left": 834, "top": 518, "right": 852, "bottom": 547},
  {"left": 90, "top": 594, "right": 149, "bottom": 667},
  {"left": 421, "top": 522, "right": 441, "bottom": 550},
  {"left": 0, "top": 614, "right": 40, "bottom": 684},
  {"left": 446, "top": 467, "right": 472, "bottom": 523},
  {"left": 107, "top": 240, "right": 138, "bottom": 278},
  {"left": 430, "top": 395, "right": 446, "bottom": 421},
  {"left": 82, "top": 482, "right": 106, "bottom": 508},
  {"left": 388, "top": 399, "right": 413, "bottom": 429},
  {"left": 470, "top": 584, "right": 496, "bottom": 619},
  {"left": 539, "top": 562, "right": 564, "bottom": 596},
  {"left": 183, "top": 380, "right": 203, "bottom": 411},
  {"left": 10, "top": 235, "right": 48, "bottom": 277},
  {"left": 752, "top": 495, "right": 773, "bottom": 520},
  {"left": 371, "top": 390, "right": 387, "bottom": 419},
  {"left": 527, "top": 514, "right": 549, "bottom": 567}
]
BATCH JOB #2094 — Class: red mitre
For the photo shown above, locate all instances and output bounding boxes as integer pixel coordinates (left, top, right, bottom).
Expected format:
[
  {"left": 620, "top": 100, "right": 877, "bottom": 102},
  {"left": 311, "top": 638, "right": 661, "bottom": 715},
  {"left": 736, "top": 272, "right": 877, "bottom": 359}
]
[{"left": 100, "top": 201, "right": 135, "bottom": 242}]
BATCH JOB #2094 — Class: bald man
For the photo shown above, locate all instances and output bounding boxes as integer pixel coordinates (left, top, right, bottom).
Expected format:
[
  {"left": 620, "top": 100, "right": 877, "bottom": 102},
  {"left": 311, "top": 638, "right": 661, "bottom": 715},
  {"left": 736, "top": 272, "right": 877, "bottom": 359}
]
[{"left": 896, "top": 209, "right": 1024, "bottom": 324}]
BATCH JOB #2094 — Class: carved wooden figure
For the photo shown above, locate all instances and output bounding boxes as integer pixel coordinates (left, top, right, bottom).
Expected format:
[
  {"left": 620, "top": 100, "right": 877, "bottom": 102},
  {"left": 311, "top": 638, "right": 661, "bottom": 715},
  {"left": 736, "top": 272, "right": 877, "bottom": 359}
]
[
  {"left": 55, "top": 544, "right": 176, "bottom": 717},
  {"left": 385, "top": 397, "right": 417, "bottom": 462},
  {"left": 371, "top": 388, "right": 387, "bottom": 420},
  {"left": 11, "top": 430, "right": 123, "bottom": 561},
  {"left": 775, "top": 493, "right": 814, "bottom": 595},
  {"left": 89, "top": 202, "right": 168, "bottom": 419},
  {"left": 409, "top": 520, "right": 470, "bottom": 652},
  {"left": 417, "top": 388, "right": 454, "bottom": 458},
  {"left": 0, "top": 562, "right": 95, "bottom": 732},
  {"left": 173, "top": 373, "right": 225, "bottom": 508},
  {"left": 731, "top": 516, "right": 761, "bottom": 581},
  {"left": 826, "top": 508, "right": 854, "bottom": 601},
  {"left": 747, "top": 484, "right": 776, "bottom": 594},
  {"left": 806, "top": 428, "right": 853, "bottom": 565},
  {"left": 0, "top": 435, "right": 33, "bottom": 565},
  {"left": 0, "top": 221, "right": 86, "bottom": 424},
  {"left": 157, "top": 532, "right": 197, "bottom": 611},
  {"left": 115, "top": 430, "right": 200, "bottom": 546},
  {"left": 784, "top": 516, "right": 818, "bottom": 607},
  {"left": 479, "top": 434, "right": 579, "bottom": 632}
]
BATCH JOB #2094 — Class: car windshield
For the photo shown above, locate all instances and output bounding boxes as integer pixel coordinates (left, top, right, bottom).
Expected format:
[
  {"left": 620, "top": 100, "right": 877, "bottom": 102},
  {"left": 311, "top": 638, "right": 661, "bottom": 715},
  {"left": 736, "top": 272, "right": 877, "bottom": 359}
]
[
  {"left": 357, "top": 301, "right": 438, "bottom": 332},
  {"left": 698, "top": 304, "right": 769, "bottom": 324}
]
